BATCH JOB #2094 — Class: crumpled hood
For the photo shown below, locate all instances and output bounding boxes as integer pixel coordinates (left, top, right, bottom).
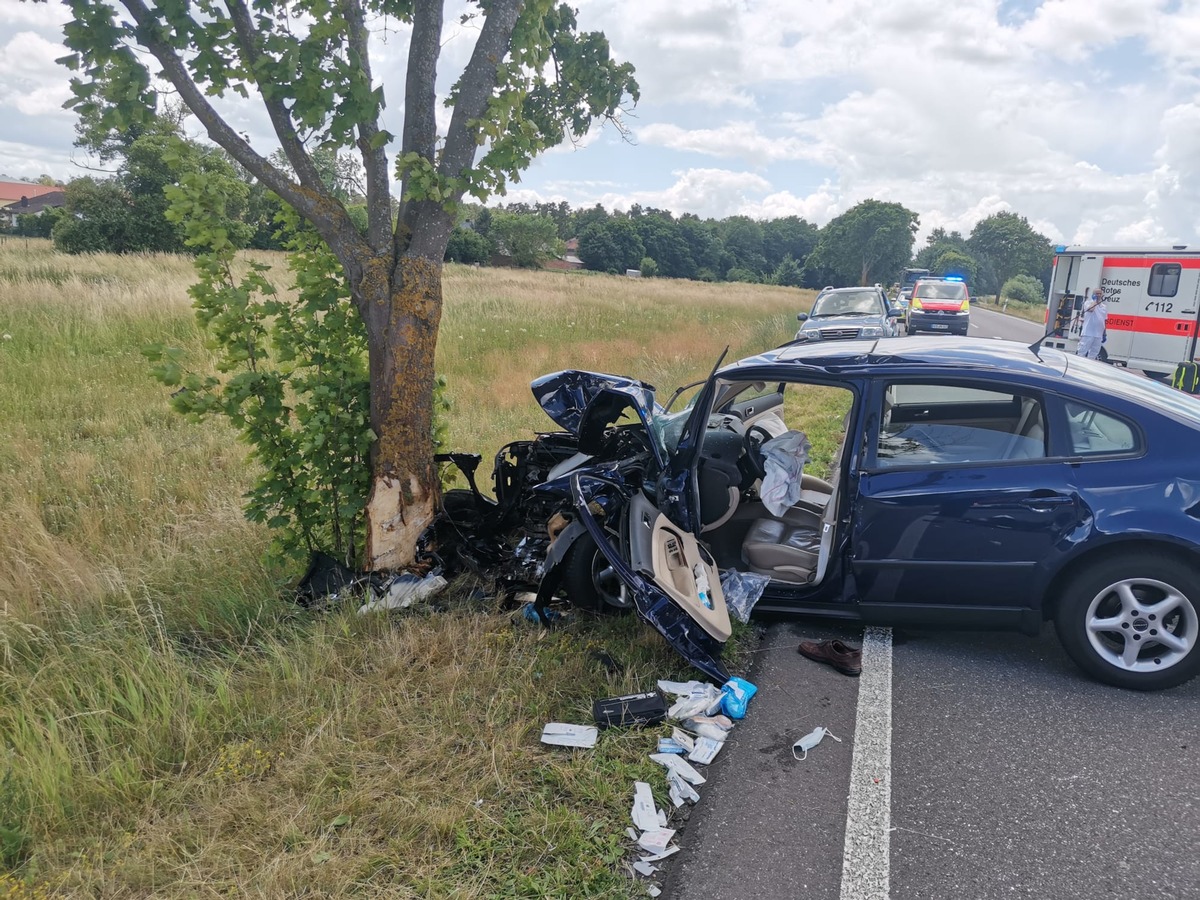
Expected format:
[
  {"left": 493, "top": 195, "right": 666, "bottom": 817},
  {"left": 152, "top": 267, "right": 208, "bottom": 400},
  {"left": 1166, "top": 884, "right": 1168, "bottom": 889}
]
[{"left": 530, "top": 370, "right": 661, "bottom": 435}]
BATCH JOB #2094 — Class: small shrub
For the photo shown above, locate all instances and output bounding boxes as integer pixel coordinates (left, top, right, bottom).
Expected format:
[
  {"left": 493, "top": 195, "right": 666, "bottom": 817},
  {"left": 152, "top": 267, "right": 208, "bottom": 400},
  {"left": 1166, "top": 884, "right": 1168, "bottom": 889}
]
[{"left": 1001, "top": 274, "right": 1045, "bottom": 305}]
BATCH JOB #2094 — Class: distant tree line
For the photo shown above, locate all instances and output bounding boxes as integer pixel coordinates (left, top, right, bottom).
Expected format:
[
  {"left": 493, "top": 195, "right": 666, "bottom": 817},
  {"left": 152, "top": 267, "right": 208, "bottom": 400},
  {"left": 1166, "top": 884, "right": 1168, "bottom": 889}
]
[
  {"left": 448, "top": 198, "right": 1055, "bottom": 297},
  {"left": 7, "top": 112, "right": 1055, "bottom": 297}
]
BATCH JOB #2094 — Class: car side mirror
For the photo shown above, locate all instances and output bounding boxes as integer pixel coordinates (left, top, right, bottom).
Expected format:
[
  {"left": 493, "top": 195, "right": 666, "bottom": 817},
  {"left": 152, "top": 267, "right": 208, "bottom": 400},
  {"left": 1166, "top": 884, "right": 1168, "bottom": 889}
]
[
  {"left": 796, "top": 312, "right": 809, "bottom": 322},
  {"left": 887, "top": 307, "right": 902, "bottom": 318}
]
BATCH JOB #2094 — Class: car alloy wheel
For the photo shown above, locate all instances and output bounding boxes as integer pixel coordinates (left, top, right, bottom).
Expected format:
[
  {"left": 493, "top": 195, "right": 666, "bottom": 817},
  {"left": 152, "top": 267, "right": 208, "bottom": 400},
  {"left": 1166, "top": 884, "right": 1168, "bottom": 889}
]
[
  {"left": 564, "top": 532, "right": 632, "bottom": 614},
  {"left": 1055, "top": 552, "right": 1200, "bottom": 690}
]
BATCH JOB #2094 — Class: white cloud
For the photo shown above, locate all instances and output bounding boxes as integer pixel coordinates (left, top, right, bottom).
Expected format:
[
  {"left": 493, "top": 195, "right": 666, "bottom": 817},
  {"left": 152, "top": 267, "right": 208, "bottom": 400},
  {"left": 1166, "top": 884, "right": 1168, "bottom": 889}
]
[
  {"left": 598, "top": 168, "right": 772, "bottom": 219},
  {"left": 0, "top": 32, "right": 74, "bottom": 118}
]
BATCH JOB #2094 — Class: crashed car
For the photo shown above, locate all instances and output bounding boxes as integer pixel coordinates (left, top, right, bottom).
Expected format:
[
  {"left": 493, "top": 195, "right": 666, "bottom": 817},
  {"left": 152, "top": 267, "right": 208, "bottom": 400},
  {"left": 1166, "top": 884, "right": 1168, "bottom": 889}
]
[{"left": 438, "top": 338, "right": 1200, "bottom": 691}]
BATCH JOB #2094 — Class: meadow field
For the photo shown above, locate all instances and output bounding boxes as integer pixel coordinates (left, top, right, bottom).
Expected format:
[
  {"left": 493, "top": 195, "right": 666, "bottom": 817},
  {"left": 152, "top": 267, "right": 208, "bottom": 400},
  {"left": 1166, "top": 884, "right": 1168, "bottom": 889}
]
[{"left": 0, "top": 237, "right": 813, "bottom": 898}]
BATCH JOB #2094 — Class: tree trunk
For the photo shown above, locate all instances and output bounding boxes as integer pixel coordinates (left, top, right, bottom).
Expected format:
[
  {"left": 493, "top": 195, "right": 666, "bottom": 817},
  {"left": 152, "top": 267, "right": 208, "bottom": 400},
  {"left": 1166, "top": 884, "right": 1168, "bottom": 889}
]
[{"left": 362, "top": 255, "right": 443, "bottom": 571}]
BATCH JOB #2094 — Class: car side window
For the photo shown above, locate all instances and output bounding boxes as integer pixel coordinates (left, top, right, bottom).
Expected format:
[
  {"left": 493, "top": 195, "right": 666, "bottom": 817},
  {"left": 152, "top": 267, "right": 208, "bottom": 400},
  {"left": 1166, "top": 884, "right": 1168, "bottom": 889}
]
[
  {"left": 876, "top": 383, "right": 1046, "bottom": 467},
  {"left": 1064, "top": 401, "right": 1138, "bottom": 455}
]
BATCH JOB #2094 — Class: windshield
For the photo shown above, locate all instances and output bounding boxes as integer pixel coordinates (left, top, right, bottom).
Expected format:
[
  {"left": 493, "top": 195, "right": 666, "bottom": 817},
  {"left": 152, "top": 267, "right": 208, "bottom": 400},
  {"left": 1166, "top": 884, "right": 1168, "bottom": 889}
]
[
  {"left": 915, "top": 281, "right": 967, "bottom": 300},
  {"left": 647, "top": 403, "right": 695, "bottom": 457},
  {"left": 811, "top": 290, "right": 882, "bottom": 317}
]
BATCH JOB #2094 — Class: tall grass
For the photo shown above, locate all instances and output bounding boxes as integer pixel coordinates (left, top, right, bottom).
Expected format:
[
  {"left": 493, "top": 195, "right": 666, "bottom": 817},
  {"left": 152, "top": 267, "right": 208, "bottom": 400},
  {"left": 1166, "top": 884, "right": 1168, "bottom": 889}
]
[{"left": 0, "top": 238, "right": 811, "bottom": 897}]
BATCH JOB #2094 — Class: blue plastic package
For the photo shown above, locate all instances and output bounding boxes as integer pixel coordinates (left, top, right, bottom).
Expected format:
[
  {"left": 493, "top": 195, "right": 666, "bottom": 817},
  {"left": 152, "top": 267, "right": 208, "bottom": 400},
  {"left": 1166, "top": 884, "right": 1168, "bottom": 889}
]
[{"left": 720, "top": 676, "right": 758, "bottom": 719}]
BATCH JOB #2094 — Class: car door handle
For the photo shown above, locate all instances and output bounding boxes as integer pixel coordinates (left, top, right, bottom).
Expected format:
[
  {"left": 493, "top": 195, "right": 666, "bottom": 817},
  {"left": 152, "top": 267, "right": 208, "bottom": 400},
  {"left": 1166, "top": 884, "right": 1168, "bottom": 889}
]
[{"left": 1019, "top": 494, "right": 1073, "bottom": 511}]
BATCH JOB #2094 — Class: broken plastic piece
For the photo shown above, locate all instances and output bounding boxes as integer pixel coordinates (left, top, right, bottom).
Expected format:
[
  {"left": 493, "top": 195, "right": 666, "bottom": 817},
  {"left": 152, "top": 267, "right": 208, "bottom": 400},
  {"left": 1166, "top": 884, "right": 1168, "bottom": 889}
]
[
  {"left": 648, "top": 886, "right": 662, "bottom": 897},
  {"left": 540, "top": 723, "right": 598, "bottom": 749},
  {"left": 670, "top": 728, "right": 695, "bottom": 753},
  {"left": 792, "top": 726, "right": 842, "bottom": 761},
  {"left": 357, "top": 573, "right": 448, "bottom": 614},
  {"left": 640, "top": 846, "right": 681, "bottom": 863},
  {"left": 720, "top": 676, "right": 758, "bottom": 719},
  {"left": 649, "top": 753, "right": 706, "bottom": 786},
  {"left": 632, "top": 860, "right": 658, "bottom": 877}
]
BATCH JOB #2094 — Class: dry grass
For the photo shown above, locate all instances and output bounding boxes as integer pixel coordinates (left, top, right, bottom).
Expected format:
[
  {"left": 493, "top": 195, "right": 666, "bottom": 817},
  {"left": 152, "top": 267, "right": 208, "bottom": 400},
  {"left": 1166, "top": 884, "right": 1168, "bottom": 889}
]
[{"left": 0, "top": 239, "right": 813, "bottom": 898}]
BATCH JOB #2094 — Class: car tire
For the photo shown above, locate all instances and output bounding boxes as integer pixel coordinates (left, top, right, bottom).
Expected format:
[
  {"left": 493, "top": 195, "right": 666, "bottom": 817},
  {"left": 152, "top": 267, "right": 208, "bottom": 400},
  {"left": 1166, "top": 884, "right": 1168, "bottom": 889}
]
[
  {"left": 563, "top": 532, "right": 633, "bottom": 615},
  {"left": 1053, "top": 551, "right": 1200, "bottom": 690}
]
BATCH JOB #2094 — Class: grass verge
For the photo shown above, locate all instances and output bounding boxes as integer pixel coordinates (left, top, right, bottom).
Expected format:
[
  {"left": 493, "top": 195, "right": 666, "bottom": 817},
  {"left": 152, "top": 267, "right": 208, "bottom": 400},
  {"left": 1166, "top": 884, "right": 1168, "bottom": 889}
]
[{"left": 0, "top": 238, "right": 815, "bottom": 897}]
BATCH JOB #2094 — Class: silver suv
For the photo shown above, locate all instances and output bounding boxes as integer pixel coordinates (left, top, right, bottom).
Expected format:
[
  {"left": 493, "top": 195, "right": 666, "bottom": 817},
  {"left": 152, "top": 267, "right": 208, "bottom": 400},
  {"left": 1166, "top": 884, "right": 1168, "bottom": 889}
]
[{"left": 794, "top": 285, "right": 902, "bottom": 342}]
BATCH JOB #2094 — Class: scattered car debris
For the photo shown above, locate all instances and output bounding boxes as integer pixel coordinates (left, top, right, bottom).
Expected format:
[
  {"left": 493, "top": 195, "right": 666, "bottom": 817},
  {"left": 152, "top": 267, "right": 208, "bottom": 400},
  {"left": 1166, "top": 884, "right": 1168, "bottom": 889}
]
[
  {"left": 720, "top": 569, "right": 771, "bottom": 624},
  {"left": 687, "top": 737, "right": 724, "bottom": 765},
  {"left": 657, "top": 737, "right": 688, "bottom": 755},
  {"left": 666, "top": 769, "right": 700, "bottom": 807},
  {"left": 593, "top": 690, "right": 668, "bottom": 729},
  {"left": 649, "top": 753, "right": 706, "bottom": 786},
  {"left": 680, "top": 714, "right": 733, "bottom": 742},
  {"left": 631, "top": 782, "right": 659, "bottom": 831},
  {"left": 539, "top": 723, "right": 598, "bottom": 749},
  {"left": 636, "top": 828, "right": 676, "bottom": 854},
  {"left": 792, "top": 726, "right": 843, "bottom": 761},
  {"left": 357, "top": 572, "right": 448, "bottom": 615},
  {"left": 719, "top": 676, "right": 758, "bottom": 719}
]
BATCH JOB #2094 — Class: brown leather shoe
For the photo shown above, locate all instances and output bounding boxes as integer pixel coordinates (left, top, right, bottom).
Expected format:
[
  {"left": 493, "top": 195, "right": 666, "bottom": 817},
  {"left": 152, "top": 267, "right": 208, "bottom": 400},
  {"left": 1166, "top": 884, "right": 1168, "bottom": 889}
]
[{"left": 797, "top": 638, "right": 862, "bottom": 676}]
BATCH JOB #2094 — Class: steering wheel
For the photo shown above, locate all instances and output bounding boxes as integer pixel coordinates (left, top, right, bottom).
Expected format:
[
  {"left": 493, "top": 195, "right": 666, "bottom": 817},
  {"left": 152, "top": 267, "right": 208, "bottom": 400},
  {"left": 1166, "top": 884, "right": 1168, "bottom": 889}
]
[{"left": 742, "top": 424, "right": 773, "bottom": 480}]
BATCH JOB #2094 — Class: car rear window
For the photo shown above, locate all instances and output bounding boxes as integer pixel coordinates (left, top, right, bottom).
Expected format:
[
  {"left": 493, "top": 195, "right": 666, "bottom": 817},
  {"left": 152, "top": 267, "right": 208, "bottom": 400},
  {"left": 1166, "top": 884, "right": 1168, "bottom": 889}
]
[{"left": 914, "top": 282, "right": 967, "bottom": 300}]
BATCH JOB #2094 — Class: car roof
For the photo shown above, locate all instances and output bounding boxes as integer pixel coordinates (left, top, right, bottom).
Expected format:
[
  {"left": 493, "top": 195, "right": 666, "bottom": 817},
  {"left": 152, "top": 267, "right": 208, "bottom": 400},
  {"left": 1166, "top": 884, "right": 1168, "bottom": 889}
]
[
  {"left": 730, "top": 337, "right": 1069, "bottom": 379},
  {"left": 818, "top": 285, "right": 883, "bottom": 294}
]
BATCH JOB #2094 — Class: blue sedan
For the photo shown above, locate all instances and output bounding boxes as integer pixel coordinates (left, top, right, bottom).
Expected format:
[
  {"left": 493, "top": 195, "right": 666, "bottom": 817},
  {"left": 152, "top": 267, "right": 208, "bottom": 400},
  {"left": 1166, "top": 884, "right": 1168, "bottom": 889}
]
[{"left": 558, "top": 337, "right": 1200, "bottom": 690}]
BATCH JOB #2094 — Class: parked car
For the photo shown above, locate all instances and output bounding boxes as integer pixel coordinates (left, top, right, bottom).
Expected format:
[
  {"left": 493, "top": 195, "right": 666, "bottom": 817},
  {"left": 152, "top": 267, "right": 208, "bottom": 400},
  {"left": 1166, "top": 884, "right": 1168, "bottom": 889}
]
[
  {"left": 906, "top": 277, "right": 971, "bottom": 335},
  {"left": 795, "top": 285, "right": 902, "bottom": 342},
  {"left": 439, "top": 338, "right": 1200, "bottom": 691}
]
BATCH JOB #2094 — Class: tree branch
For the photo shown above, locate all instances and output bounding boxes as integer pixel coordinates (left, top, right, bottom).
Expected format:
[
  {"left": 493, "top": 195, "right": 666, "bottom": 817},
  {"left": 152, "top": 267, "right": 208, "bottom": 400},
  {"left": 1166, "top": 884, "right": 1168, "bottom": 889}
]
[
  {"left": 225, "top": 0, "right": 326, "bottom": 194},
  {"left": 344, "top": 0, "right": 392, "bottom": 253},
  {"left": 437, "top": 0, "right": 522, "bottom": 183},
  {"left": 119, "top": 0, "right": 369, "bottom": 277},
  {"left": 395, "top": 0, "right": 443, "bottom": 248}
]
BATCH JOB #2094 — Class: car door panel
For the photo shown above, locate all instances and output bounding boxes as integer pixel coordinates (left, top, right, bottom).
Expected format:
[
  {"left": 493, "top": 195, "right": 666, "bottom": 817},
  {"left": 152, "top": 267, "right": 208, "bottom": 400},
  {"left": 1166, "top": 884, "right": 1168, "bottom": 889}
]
[{"left": 852, "top": 463, "right": 1084, "bottom": 609}]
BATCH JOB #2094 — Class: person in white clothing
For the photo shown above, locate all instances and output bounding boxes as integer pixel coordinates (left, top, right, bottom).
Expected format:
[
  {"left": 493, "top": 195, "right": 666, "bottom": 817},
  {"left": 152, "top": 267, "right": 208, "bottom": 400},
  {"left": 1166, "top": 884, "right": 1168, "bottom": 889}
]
[{"left": 1077, "top": 288, "right": 1107, "bottom": 359}]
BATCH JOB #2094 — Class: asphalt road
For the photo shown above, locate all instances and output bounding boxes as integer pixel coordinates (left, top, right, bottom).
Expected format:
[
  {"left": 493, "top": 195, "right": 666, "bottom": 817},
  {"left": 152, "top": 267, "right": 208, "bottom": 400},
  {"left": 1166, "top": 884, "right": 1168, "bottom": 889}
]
[{"left": 658, "top": 309, "right": 1200, "bottom": 900}]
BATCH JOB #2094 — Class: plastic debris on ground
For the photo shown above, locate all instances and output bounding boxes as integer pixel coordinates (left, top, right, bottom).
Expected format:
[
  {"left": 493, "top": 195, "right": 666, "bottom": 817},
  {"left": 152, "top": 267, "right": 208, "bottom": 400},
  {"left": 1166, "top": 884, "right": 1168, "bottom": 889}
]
[
  {"left": 792, "top": 726, "right": 842, "bottom": 761},
  {"left": 636, "top": 828, "right": 676, "bottom": 854},
  {"left": 670, "top": 727, "right": 695, "bottom": 753},
  {"left": 680, "top": 714, "right": 734, "bottom": 742},
  {"left": 633, "top": 861, "right": 658, "bottom": 877},
  {"left": 539, "top": 723, "right": 598, "bottom": 749},
  {"left": 519, "top": 600, "right": 565, "bottom": 624},
  {"left": 657, "top": 680, "right": 724, "bottom": 719},
  {"left": 657, "top": 737, "right": 688, "bottom": 755},
  {"left": 760, "top": 429, "right": 812, "bottom": 517},
  {"left": 648, "top": 886, "right": 662, "bottom": 897},
  {"left": 631, "top": 782, "right": 659, "bottom": 832},
  {"left": 357, "top": 572, "right": 448, "bottom": 614},
  {"left": 649, "top": 753, "right": 706, "bottom": 786},
  {"left": 720, "top": 569, "right": 772, "bottom": 623},
  {"left": 666, "top": 770, "right": 700, "bottom": 807},
  {"left": 720, "top": 676, "right": 758, "bottom": 719},
  {"left": 687, "top": 737, "right": 724, "bottom": 765}
]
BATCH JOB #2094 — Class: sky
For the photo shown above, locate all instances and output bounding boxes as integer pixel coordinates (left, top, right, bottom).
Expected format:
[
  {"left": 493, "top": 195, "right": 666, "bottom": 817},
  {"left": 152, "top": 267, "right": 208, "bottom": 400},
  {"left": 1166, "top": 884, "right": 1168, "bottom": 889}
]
[{"left": 3, "top": 0, "right": 1200, "bottom": 246}]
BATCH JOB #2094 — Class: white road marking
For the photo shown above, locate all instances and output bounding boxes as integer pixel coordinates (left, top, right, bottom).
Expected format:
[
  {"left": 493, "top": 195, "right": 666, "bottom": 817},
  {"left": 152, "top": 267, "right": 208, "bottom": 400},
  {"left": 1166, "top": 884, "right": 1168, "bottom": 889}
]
[{"left": 839, "top": 626, "right": 893, "bottom": 900}]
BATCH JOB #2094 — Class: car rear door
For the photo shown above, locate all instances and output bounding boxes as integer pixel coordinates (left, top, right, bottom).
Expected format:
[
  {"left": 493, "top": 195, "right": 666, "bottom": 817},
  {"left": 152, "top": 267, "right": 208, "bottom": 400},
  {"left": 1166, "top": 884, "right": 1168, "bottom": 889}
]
[{"left": 850, "top": 379, "right": 1086, "bottom": 616}]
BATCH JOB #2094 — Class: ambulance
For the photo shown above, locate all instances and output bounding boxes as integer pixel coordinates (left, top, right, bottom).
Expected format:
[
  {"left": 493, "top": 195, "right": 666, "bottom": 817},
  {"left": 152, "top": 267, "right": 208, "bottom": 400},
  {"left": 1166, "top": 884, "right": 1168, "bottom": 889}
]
[{"left": 1041, "top": 246, "right": 1200, "bottom": 378}]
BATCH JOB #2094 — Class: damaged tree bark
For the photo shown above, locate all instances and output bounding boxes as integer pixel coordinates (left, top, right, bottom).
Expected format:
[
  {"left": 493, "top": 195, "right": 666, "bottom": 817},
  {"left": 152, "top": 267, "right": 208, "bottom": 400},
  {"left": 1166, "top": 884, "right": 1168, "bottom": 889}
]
[{"left": 62, "top": 0, "right": 637, "bottom": 570}]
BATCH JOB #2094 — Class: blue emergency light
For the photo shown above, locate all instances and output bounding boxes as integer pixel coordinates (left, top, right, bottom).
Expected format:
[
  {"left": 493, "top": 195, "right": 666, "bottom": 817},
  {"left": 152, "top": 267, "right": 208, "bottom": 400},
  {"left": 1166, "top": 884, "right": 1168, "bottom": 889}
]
[{"left": 942, "top": 275, "right": 964, "bottom": 282}]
